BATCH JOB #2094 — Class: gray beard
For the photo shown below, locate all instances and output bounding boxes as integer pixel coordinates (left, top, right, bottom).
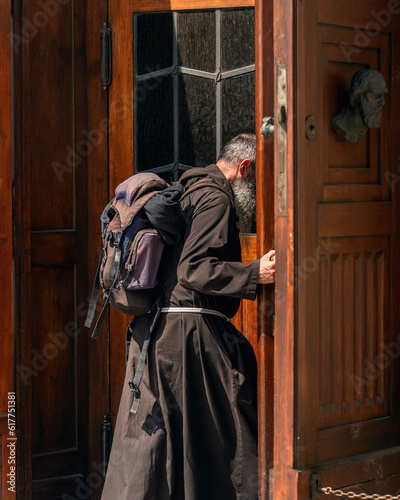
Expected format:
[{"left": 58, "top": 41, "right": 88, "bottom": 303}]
[{"left": 232, "top": 178, "right": 256, "bottom": 234}]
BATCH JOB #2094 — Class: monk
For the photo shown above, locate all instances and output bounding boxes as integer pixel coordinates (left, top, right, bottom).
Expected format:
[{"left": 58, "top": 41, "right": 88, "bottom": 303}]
[{"left": 101, "top": 133, "right": 275, "bottom": 500}]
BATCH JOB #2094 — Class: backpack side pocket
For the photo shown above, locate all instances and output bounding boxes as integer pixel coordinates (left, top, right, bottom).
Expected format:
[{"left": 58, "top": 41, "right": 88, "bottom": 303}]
[{"left": 122, "top": 229, "right": 164, "bottom": 290}]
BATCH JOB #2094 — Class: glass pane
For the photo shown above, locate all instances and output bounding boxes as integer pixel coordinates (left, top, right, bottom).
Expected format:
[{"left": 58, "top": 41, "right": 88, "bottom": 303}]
[
  {"left": 136, "top": 75, "right": 174, "bottom": 170},
  {"left": 221, "top": 72, "right": 256, "bottom": 147},
  {"left": 136, "top": 13, "right": 174, "bottom": 75},
  {"left": 221, "top": 9, "right": 255, "bottom": 71},
  {"left": 177, "top": 11, "right": 216, "bottom": 73},
  {"left": 179, "top": 74, "right": 216, "bottom": 167}
]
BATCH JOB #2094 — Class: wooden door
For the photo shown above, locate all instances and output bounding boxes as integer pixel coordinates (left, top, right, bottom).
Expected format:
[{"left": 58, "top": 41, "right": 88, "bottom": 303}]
[
  {"left": 13, "top": 0, "right": 90, "bottom": 497},
  {"left": 0, "top": 0, "right": 15, "bottom": 497},
  {"left": 105, "top": 0, "right": 274, "bottom": 497},
  {"left": 272, "top": 0, "right": 400, "bottom": 497}
]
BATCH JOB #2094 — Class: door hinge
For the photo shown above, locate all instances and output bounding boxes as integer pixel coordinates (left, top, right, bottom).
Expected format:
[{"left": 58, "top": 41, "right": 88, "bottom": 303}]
[{"left": 101, "top": 23, "right": 112, "bottom": 89}]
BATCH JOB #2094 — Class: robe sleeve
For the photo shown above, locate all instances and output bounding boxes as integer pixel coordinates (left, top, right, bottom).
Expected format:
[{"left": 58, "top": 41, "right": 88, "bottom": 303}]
[{"left": 177, "top": 189, "right": 259, "bottom": 300}]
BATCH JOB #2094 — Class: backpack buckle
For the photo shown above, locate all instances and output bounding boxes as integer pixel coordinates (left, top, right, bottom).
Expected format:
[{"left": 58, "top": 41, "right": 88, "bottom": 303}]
[
  {"left": 113, "top": 231, "right": 122, "bottom": 245},
  {"left": 128, "top": 380, "right": 141, "bottom": 398}
]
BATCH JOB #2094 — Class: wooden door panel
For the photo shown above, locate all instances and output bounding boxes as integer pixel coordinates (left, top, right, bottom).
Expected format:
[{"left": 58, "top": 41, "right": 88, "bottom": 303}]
[
  {"left": 297, "top": 0, "right": 400, "bottom": 470},
  {"left": 317, "top": 237, "right": 389, "bottom": 429},
  {"left": 317, "top": 0, "right": 400, "bottom": 27},
  {"left": 28, "top": 168, "right": 88, "bottom": 494},
  {"left": 232, "top": 235, "right": 258, "bottom": 352},
  {"left": 320, "top": 25, "right": 390, "bottom": 198},
  {"left": 15, "top": 0, "right": 89, "bottom": 496},
  {"left": 30, "top": 267, "right": 77, "bottom": 455},
  {"left": 317, "top": 418, "right": 393, "bottom": 464},
  {"left": 317, "top": 203, "right": 392, "bottom": 237}
]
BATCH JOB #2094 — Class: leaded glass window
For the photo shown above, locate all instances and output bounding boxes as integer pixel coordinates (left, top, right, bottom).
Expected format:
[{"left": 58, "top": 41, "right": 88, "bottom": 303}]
[{"left": 134, "top": 8, "right": 255, "bottom": 183}]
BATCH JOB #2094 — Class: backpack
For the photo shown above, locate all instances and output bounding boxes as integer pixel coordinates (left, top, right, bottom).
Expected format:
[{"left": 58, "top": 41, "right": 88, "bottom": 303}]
[{"left": 85, "top": 171, "right": 231, "bottom": 340}]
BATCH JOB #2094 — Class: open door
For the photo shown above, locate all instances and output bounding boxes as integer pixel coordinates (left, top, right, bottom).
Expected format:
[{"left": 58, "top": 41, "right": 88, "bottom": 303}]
[
  {"left": 105, "top": 0, "right": 275, "bottom": 497},
  {"left": 272, "top": 0, "right": 400, "bottom": 498}
]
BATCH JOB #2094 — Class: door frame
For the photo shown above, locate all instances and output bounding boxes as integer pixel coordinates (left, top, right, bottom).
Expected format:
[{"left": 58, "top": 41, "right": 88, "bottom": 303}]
[
  {"left": 255, "top": 0, "right": 275, "bottom": 496},
  {"left": 270, "top": 0, "right": 297, "bottom": 497}
]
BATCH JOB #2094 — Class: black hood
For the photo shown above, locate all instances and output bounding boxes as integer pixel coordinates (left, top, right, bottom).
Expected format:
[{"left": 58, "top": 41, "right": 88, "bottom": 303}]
[
  {"left": 144, "top": 165, "right": 234, "bottom": 246},
  {"left": 143, "top": 183, "right": 185, "bottom": 246}
]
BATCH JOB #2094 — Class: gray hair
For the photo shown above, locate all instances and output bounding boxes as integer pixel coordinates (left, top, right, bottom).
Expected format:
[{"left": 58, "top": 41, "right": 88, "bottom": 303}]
[{"left": 217, "top": 133, "right": 256, "bottom": 169}]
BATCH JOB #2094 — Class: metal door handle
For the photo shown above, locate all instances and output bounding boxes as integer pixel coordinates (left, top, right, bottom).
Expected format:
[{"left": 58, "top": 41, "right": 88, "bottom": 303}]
[{"left": 260, "top": 116, "right": 275, "bottom": 137}]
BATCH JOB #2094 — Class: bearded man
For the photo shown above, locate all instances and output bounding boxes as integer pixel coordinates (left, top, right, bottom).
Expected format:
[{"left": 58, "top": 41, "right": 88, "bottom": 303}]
[
  {"left": 331, "top": 69, "right": 388, "bottom": 142},
  {"left": 101, "top": 133, "right": 275, "bottom": 500}
]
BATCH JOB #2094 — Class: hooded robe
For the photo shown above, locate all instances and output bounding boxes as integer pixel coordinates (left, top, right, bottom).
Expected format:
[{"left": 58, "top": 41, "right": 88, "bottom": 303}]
[{"left": 101, "top": 164, "right": 260, "bottom": 500}]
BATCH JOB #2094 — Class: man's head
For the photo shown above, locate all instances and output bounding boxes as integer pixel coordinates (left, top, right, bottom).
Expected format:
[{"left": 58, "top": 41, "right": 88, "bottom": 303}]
[
  {"left": 216, "top": 133, "right": 257, "bottom": 233},
  {"left": 216, "top": 133, "right": 256, "bottom": 183},
  {"left": 348, "top": 69, "right": 388, "bottom": 129}
]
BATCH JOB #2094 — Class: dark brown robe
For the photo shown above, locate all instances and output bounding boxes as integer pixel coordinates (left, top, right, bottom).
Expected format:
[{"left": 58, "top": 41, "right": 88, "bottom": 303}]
[{"left": 101, "top": 165, "right": 260, "bottom": 500}]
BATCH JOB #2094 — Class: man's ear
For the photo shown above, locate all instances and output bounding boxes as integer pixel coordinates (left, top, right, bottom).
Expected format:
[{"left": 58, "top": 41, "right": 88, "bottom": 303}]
[{"left": 239, "top": 158, "right": 252, "bottom": 177}]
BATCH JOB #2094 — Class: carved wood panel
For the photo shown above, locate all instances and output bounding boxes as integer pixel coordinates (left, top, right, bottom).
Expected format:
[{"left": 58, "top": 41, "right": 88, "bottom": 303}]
[
  {"left": 297, "top": 0, "right": 400, "bottom": 469},
  {"left": 321, "top": 25, "right": 390, "bottom": 201},
  {"left": 317, "top": 237, "right": 389, "bottom": 430}
]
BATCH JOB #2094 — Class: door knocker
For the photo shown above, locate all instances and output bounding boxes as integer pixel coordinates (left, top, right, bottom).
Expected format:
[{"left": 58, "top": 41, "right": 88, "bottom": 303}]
[{"left": 331, "top": 69, "right": 388, "bottom": 143}]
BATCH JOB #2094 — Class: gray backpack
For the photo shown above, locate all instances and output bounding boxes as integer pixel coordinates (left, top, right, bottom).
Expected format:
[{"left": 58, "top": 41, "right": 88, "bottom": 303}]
[
  {"left": 85, "top": 171, "right": 230, "bottom": 340},
  {"left": 85, "top": 173, "right": 172, "bottom": 339}
]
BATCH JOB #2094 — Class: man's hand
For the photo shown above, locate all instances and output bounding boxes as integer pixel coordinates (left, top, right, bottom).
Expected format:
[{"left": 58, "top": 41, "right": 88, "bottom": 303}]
[{"left": 258, "top": 250, "right": 276, "bottom": 284}]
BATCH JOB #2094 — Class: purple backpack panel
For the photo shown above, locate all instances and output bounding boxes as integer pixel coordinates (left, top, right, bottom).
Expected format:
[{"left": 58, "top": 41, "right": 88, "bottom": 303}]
[{"left": 122, "top": 230, "right": 164, "bottom": 290}]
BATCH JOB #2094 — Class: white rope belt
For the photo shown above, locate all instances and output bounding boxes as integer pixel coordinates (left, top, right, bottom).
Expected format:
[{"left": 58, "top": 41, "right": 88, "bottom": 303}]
[{"left": 160, "top": 307, "right": 230, "bottom": 322}]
